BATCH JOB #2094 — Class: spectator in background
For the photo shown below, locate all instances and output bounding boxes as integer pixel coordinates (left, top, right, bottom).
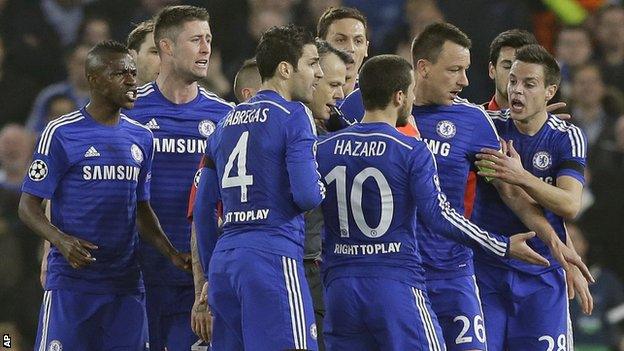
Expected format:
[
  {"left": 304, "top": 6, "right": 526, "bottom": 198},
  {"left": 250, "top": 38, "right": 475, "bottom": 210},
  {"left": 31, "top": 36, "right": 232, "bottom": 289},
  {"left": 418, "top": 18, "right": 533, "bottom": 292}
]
[
  {"left": 383, "top": 0, "right": 445, "bottom": 61},
  {"left": 570, "top": 63, "right": 623, "bottom": 146},
  {"left": 127, "top": 19, "right": 160, "bottom": 86},
  {"left": 26, "top": 44, "right": 90, "bottom": 133},
  {"left": 0, "top": 124, "right": 41, "bottom": 348},
  {"left": 568, "top": 223, "right": 624, "bottom": 351},
  {"left": 78, "top": 16, "right": 111, "bottom": 47},
  {"left": 555, "top": 25, "right": 594, "bottom": 100},
  {"left": 44, "top": 95, "right": 77, "bottom": 123},
  {"left": 594, "top": 4, "right": 624, "bottom": 94},
  {"left": 40, "top": 0, "right": 87, "bottom": 47},
  {"left": 581, "top": 115, "right": 624, "bottom": 287},
  {"left": 0, "top": 33, "right": 39, "bottom": 127}
]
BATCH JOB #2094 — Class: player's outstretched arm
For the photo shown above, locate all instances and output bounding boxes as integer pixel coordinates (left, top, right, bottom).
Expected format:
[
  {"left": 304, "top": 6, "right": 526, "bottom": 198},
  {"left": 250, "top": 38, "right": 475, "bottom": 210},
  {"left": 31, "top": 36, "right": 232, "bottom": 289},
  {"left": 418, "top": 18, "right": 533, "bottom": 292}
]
[
  {"left": 136, "top": 201, "right": 191, "bottom": 272},
  {"left": 19, "top": 192, "right": 97, "bottom": 269},
  {"left": 411, "top": 145, "right": 549, "bottom": 266},
  {"left": 476, "top": 140, "right": 583, "bottom": 219},
  {"left": 493, "top": 180, "right": 594, "bottom": 285},
  {"left": 565, "top": 235, "right": 594, "bottom": 315}
]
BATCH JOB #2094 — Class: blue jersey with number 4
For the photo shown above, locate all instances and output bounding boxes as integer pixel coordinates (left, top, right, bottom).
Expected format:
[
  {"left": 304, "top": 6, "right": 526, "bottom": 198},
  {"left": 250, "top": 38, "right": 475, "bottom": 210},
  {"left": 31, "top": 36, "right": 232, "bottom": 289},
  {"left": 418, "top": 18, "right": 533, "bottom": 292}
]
[{"left": 205, "top": 90, "right": 325, "bottom": 260}]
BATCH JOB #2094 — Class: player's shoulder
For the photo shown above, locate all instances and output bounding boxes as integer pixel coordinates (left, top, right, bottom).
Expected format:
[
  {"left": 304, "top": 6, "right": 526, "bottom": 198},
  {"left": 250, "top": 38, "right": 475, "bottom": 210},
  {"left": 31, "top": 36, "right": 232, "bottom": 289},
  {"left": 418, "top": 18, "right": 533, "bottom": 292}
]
[
  {"left": 545, "top": 114, "right": 587, "bottom": 155},
  {"left": 319, "top": 123, "right": 419, "bottom": 151},
  {"left": 452, "top": 97, "right": 493, "bottom": 119},
  {"left": 135, "top": 82, "right": 157, "bottom": 101},
  {"left": 37, "top": 110, "right": 86, "bottom": 154},
  {"left": 198, "top": 87, "right": 236, "bottom": 111},
  {"left": 239, "top": 90, "right": 303, "bottom": 117},
  {"left": 121, "top": 114, "right": 153, "bottom": 136}
]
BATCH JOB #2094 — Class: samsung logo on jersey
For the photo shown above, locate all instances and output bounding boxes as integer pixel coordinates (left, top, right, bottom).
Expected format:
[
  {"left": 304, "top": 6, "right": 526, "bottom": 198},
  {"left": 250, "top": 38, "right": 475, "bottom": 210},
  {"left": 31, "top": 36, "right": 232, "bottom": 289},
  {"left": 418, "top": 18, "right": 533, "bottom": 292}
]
[
  {"left": 223, "top": 108, "right": 269, "bottom": 127},
  {"left": 422, "top": 138, "right": 451, "bottom": 157},
  {"left": 153, "top": 138, "right": 206, "bottom": 154},
  {"left": 333, "top": 140, "right": 387, "bottom": 157},
  {"left": 82, "top": 165, "right": 140, "bottom": 181}
]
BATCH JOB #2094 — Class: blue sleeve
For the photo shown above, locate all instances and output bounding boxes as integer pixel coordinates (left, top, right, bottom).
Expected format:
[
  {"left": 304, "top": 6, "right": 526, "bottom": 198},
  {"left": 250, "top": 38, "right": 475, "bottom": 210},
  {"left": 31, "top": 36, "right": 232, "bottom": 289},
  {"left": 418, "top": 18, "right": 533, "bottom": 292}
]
[
  {"left": 469, "top": 107, "right": 501, "bottom": 156},
  {"left": 338, "top": 89, "right": 365, "bottom": 124},
  {"left": 137, "top": 132, "right": 154, "bottom": 201},
  {"left": 285, "top": 106, "right": 326, "bottom": 211},
  {"left": 21, "top": 130, "right": 69, "bottom": 199},
  {"left": 409, "top": 143, "right": 510, "bottom": 257},
  {"left": 193, "top": 160, "right": 220, "bottom": 279},
  {"left": 556, "top": 126, "right": 587, "bottom": 184}
]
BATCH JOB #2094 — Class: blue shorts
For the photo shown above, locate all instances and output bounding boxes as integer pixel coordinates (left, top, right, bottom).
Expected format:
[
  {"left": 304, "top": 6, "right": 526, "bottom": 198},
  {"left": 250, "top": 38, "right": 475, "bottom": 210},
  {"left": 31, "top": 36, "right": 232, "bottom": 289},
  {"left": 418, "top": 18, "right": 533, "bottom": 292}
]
[
  {"left": 34, "top": 289, "right": 148, "bottom": 351},
  {"left": 475, "top": 264, "right": 572, "bottom": 351},
  {"left": 145, "top": 284, "right": 196, "bottom": 351},
  {"left": 208, "top": 248, "right": 317, "bottom": 351},
  {"left": 324, "top": 276, "right": 446, "bottom": 351},
  {"left": 427, "top": 275, "right": 487, "bottom": 350}
]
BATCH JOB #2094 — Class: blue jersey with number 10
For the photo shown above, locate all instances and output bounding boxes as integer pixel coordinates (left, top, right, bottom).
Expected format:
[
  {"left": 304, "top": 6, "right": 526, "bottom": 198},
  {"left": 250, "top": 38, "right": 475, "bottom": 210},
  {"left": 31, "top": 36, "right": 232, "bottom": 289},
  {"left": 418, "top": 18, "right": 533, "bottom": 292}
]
[
  {"left": 205, "top": 90, "right": 325, "bottom": 260},
  {"left": 316, "top": 122, "right": 510, "bottom": 291}
]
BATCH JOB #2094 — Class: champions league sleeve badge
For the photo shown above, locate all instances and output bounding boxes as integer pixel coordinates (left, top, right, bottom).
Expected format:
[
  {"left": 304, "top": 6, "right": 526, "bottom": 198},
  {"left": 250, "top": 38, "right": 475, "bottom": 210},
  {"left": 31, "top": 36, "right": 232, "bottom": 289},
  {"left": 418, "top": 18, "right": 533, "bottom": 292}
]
[{"left": 28, "top": 159, "right": 49, "bottom": 181}]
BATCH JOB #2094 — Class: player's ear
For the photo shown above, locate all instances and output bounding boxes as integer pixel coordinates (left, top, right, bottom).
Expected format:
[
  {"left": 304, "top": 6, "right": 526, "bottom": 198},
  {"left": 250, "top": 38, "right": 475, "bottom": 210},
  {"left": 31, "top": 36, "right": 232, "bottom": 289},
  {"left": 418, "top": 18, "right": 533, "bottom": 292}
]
[
  {"left": 277, "top": 61, "right": 292, "bottom": 79},
  {"left": 488, "top": 61, "right": 496, "bottom": 80},
  {"left": 416, "top": 59, "right": 429, "bottom": 79},
  {"left": 545, "top": 84, "right": 557, "bottom": 102},
  {"left": 158, "top": 38, "right": 174, "bottom": 57}
]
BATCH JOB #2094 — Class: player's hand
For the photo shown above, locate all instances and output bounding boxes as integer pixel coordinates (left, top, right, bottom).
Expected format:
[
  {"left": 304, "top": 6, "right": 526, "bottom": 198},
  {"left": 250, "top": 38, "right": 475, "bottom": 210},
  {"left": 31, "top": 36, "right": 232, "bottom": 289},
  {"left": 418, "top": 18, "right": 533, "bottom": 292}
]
[
  {"left": 508, "top": 231, "right": 550, "bottom": 266},
  {"left": 191, "top": 282, "right": 212, "bottom": 341},
  {"left": 546, "top": 239, "right": 594, "bottom": 284},
  {"left": 546, "top": 102, "right": 571, "bottom": 120},
  {"left": 475, "top": 140, "right": 528, "bottom": 185},
  {"left": 567, "top": 264, "right": 593, "bottom": 315},
  {"left": 54, "top": 233, "right": 98, "bottom": 269},
  {"left": 171, "top": 251, "right": 192, "bottom": 272}
]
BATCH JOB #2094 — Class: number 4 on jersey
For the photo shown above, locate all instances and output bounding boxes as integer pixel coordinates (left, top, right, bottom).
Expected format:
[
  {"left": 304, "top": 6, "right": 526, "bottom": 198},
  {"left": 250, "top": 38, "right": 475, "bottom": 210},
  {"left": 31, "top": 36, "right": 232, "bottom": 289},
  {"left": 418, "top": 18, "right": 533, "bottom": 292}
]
[{"left": 222, "top": 131, "right": 254, "bottom": 202}]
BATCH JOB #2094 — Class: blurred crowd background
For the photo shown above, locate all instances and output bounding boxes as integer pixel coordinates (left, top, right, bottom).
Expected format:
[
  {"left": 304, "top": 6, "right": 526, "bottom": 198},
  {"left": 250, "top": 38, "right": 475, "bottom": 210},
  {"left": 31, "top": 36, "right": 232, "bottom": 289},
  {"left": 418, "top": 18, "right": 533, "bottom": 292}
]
[{"left": 1, "top": 0, "right": 624, "bottom": 349}]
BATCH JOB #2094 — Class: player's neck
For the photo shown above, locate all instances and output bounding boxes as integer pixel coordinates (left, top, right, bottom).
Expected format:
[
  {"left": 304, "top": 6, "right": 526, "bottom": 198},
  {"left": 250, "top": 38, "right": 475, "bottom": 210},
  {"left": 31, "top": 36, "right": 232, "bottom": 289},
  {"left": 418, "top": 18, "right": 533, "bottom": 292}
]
[
  {"left": 413, "top": 83, "right": 434, "bottom": 106},
  {"left": 513, "top": 109, "right": 548, "bottom": 136},
  {"left": 155, "top": 69, "right": 199, "bottom": 104},
  {"left": 494, "top": 91, "right": 509, "bottom": 109},
  {"left": 361, "top": 109, "right": 397, "bottom": 127},
  {"left": 260, "top": 79, "right": 292, "bottom": 101},
  {"left": 85, "top": 101, "right": 121, "bottom": 126}
]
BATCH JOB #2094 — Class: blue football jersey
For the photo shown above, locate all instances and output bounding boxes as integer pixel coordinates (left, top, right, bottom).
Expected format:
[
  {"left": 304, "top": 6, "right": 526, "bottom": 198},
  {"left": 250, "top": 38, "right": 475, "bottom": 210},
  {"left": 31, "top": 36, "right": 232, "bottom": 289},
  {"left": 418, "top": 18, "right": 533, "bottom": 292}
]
[
  {"left": 22, "top": 108, "right": 154, "bottom": 294},
  {"left": 339, "top": 90, "right": 501, "bottom": 279},
  {"left": 205, "top": 90, "right": 325, "bottom": 260},
  {"left": 316, "top": 122, "right": 509, "bottom": 291},
  {"left": 122, "top": 82, "right": 233, "bottom": 286},
  {"left": 472, "top": 112, "right": 587, "bottom": 275}
]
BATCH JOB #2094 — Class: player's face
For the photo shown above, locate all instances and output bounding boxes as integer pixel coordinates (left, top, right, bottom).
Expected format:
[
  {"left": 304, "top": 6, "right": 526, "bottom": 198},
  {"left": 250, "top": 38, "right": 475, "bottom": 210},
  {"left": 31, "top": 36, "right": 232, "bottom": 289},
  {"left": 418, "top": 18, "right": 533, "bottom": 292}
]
[
  {"left": 309, "top": 53, "right": 346, "bottom": 120},
  {"left": 398, "top": 71, "right": 416, "bottom": 125},
  {"left": 325, "top": 18, "right": 369, "bottom": 72},
  {"left": 422, "top": 41, "right": 470, "bottom": 106},
  {"left": 171, "top": 20, "right": 212, "bottom": 81},
  {"left": 507, "top": 61, "right": 556, "bottom": 122},
  {"left": 133, "top": 32, "right": 160, "bottom": 84},
  {"left": 98, "top": 53, "right": 138, "bottom": 109},
  {"left": 290, "top": 44, "right": 323, "bottom": 103},
  {"left": 489, "top": 46, "right": 516, "bottom": 102}
]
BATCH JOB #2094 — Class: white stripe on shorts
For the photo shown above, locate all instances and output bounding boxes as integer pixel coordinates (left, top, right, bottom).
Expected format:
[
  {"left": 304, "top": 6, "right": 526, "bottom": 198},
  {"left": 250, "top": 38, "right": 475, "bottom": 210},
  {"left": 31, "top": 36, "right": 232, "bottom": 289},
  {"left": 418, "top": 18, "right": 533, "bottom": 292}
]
[
  {"left": 282, "top": 257, "right": 307, "bottom": 349},
  {"left": 38, "top": 290, "right": 52, "bottom": 351},
  {"left": 412, "top": 287, "right": 442, "bottom": 351}
]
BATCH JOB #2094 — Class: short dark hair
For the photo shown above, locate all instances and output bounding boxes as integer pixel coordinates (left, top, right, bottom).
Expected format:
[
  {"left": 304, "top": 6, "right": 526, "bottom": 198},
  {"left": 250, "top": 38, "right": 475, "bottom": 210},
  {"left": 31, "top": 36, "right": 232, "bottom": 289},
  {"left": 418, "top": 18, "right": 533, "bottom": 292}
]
[
  {"left": 359, "top": 55, "right": 413, "bottom": 111},
  {"left": 317, "top": 7, "right": 368, "bottom": 40},
  {"left": 256, "top": 25, "right": 315, "bottom": 82},
  {"left": 514, "top": 44, "right": 561, "bottom": 86},
  {"left": 411, "top": 22, "right": 471, "bottom": 63},
  {"left": 86, "top": 40, "right": 130, "bottom": 75},
  {"left": 489, "top": 29, "right": 537, "bottom": 65},
  {"left": 315, "top": 39, "right": 354, "bottom": 65},
  {"left": 233, "top": 58, "right": 260, "bottom": 102},
  {"left": 154, "top": 5, "right": 210, "bottom": 45},
  {"left": 127, "top": 20, "right": 155, "bottom": 51}
]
